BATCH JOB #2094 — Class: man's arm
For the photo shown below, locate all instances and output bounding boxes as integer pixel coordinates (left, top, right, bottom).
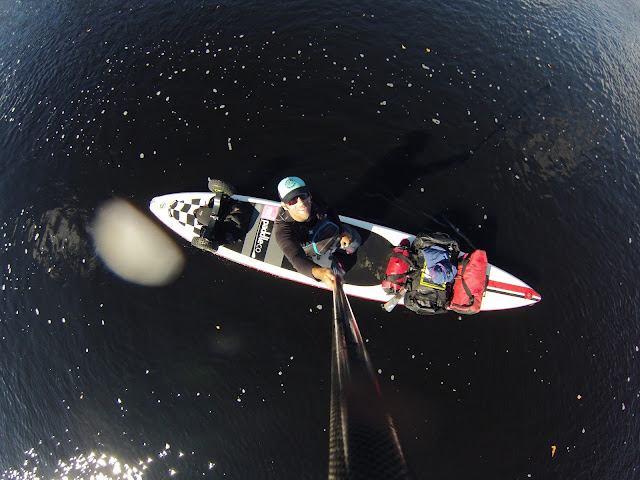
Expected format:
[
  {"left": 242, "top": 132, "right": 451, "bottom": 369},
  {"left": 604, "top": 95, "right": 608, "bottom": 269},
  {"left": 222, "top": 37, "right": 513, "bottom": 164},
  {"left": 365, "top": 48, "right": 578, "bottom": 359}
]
[
  {"left": 274, "top": 221, "right": 337, "bottom": 289},
  {"left": 274, "top": 221, "right": 318, "bottom": 278}
]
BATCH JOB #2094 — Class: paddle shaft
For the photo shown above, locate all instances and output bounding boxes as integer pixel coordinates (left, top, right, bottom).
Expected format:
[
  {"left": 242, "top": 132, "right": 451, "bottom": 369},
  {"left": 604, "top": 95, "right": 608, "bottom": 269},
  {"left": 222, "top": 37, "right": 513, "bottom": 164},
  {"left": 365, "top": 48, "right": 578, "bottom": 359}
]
[{"left": 328, "top": 278, "right": 410, "bottom": 480}]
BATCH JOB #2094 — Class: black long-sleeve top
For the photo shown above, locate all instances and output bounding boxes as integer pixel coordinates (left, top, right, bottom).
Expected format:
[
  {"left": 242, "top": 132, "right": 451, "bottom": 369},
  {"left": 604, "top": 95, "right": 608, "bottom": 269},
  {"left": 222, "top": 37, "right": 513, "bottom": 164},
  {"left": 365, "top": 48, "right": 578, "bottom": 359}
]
[{"left": 273, "top": 196, "right": 342, "bottom": 278}]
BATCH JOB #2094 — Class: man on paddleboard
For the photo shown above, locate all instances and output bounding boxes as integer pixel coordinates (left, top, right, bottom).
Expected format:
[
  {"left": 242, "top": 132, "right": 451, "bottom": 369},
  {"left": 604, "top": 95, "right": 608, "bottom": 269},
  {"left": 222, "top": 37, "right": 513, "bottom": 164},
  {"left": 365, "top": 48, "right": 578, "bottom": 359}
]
[{"left": 274, "top": 177, "right": 360, "bottom": 290}]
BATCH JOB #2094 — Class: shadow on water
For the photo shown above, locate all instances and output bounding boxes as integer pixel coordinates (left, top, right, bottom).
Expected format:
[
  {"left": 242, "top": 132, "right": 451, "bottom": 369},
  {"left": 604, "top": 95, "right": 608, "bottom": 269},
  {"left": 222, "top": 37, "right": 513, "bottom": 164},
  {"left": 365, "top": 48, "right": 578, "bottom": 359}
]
[
  {"left": 345, "top": 83, "right": 551, "bottom": 204},
  {"left": 339, "top": 130, "right": 466, "bottom": 216},
  {"left": 337, "top": 81, "right": 555, "bottom": 249},
  {"left": 466, "top": 82, "right": 553, "bottom": 158}
]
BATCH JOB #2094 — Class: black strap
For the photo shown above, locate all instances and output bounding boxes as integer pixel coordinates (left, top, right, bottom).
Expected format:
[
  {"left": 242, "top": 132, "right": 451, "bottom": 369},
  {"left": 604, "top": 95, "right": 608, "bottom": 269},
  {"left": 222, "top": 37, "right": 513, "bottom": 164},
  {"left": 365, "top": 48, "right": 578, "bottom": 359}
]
[
  {"left": 458, "top": 255, "right": 469, "bottom": 275},
  {"left": 384, "top": 250, "right": 420, "bottom": 286},
  {"left": 458, "top": 278, "right": 475, "bottom": 306},
  {"left": 459, "top": 256, "right": 474, "bottom": 303},
  {"left": 203, "top": 192, "right": 224, "bottom": 240},
  {"left": 389, "top": 250, "right": 421, "bottom": 270},
  {"left": 386, "top": 273, "right": 409, "bottom": 282}
]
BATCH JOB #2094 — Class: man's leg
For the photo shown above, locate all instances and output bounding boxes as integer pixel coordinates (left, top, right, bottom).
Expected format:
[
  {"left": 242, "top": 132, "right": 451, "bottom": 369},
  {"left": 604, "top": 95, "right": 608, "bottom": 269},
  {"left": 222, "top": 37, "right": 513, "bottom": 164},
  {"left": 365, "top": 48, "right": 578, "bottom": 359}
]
[
  {"left": 330, "top": 225, "right": 361, "bottom": 275},
  {"left": 310, "top": 225, "right": 361, "bottom": 275},
  {"left": 340, "top": 224, "right": 361, "bottom": 254}
]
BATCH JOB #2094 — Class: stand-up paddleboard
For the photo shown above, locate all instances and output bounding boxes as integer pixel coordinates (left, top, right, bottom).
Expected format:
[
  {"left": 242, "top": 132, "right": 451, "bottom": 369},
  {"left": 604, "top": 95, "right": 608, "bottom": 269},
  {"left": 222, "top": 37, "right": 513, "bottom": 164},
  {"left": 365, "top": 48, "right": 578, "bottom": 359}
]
[{"left": 148, "top": 192, "right": 541, "bottom": 312}]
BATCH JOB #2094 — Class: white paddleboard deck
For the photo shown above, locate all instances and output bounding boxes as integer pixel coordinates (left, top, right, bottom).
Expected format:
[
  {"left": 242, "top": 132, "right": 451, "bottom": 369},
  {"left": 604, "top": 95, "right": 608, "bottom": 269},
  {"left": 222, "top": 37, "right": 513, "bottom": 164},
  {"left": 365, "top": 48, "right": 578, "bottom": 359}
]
[{"left": 149, "top": 192, "right": 541, "bottom": 312}]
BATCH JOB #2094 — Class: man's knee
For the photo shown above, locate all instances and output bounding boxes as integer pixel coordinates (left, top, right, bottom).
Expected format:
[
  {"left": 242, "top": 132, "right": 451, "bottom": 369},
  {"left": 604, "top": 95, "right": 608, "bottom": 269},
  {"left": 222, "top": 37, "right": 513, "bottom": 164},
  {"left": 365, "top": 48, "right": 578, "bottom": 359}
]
[{"left": 343, "top": 225, "right": 361, "bottom": 252}]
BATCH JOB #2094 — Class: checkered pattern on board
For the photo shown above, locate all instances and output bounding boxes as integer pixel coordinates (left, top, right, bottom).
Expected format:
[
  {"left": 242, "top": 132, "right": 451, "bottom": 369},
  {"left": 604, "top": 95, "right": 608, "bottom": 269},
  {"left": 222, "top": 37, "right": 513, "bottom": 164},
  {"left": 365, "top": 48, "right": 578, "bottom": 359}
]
[{"left": 169, "top": 197, "right": 210, "bottom": 236}]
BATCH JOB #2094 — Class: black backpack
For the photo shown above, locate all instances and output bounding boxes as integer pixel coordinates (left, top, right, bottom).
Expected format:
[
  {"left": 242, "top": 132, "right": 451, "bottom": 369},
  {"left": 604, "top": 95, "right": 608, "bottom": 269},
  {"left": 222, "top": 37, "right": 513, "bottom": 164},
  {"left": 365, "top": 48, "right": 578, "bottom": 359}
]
[
  {"left": 402, "top": 261, "right": 452, "bottom": 315},
  {"left": 384, "top": 233, "right": 460, "bottom": 315}
]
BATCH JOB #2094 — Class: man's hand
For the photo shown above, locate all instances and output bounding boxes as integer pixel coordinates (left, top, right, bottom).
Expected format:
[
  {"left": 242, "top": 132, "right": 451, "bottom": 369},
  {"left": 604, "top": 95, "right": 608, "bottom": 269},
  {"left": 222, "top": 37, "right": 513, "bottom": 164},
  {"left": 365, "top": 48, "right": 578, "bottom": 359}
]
[
  {"left": 339, "top": 231, "right": 352, "bottom": 249},
  {"left": 312, "top": 266, "right": 337, "bottom": 290}
]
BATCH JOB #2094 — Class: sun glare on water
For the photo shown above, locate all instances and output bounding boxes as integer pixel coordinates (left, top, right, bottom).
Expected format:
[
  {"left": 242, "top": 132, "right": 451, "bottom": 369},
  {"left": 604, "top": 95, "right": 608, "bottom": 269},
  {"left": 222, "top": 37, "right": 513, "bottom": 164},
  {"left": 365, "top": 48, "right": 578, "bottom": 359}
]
[
  {"left": 2, "top": 451, "right": 148, "bottom": 480},
  {"left": 1, "top": 443, "right": 216, "bottom": 479}
]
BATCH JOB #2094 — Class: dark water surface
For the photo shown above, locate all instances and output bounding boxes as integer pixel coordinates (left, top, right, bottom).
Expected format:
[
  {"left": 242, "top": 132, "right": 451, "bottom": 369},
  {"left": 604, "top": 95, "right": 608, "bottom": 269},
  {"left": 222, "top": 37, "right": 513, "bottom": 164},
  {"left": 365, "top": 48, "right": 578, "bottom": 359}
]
[{"left": 1, "top": 0, "right": 639, "bottom": 478}]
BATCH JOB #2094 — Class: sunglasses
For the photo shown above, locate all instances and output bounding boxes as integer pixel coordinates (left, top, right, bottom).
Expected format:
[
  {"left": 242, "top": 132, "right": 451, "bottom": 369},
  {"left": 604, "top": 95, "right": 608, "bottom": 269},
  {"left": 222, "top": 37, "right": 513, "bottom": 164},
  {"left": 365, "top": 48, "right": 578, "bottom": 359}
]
[{"left": 286, "top": 193, "right": 310, "bottom": 206}]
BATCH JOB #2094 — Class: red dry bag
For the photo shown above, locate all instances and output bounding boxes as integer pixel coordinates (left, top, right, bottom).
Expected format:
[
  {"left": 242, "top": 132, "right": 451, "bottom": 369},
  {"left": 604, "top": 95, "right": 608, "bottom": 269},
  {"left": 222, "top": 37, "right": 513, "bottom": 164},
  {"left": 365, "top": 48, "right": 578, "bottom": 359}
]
[
  {"left": 449, "top": 250, "right": 488, "bottom": 314},
  {"left": 382, "top": 239, "right": 412, "bottom": 294}
]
